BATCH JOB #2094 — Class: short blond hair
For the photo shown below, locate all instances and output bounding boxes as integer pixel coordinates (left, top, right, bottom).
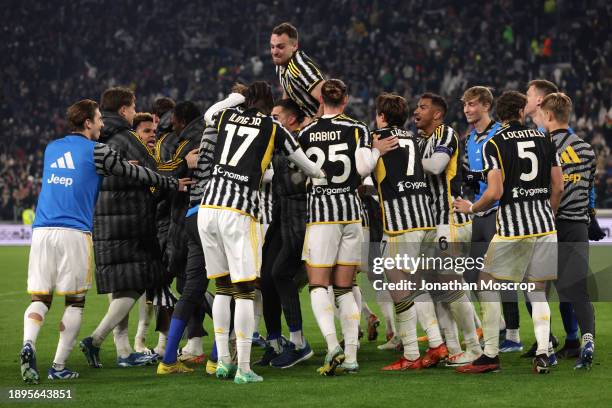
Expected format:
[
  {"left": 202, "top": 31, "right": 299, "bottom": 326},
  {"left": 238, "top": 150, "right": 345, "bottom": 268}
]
[
  {"left": 461, "top": 86, "right": 494, "bottom": 109},
  {"left": 540, "top": 92, "right": 572, "bottom": 123}
]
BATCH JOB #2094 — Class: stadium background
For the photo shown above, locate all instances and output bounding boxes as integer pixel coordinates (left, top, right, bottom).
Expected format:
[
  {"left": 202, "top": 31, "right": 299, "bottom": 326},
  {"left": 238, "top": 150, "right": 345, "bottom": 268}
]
[{"left": 0, "top": 1, "right": 611, "bottom": 406}]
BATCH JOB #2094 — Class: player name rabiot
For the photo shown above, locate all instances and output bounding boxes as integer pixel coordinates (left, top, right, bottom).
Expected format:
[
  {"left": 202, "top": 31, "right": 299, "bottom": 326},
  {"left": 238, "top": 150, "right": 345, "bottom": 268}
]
[
  {"left": 308, "top": 130, "right": 341, "bottom": 142},
  {"left": 372, "top": 279, "right": 536, "bottom": 292}
]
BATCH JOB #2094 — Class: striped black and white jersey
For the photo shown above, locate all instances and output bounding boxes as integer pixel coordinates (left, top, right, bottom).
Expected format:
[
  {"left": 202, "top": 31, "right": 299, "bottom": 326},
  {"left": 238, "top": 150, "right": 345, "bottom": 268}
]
[
  {"left": 189, "top": 126, "right": 218, "bottom": 209},
  {"left": 371, "top": 126, "right": 435, "bottom": 234},
  {"left": 276, "top": 50, "right": 324, "bottom": 117},
  {"left": 298, "top": 114, "right": 367, "bottom": 224},
  {"left": 259, "top": 180, "right": 275, "bottom": 225},
  {"left": 550, "top": 129, "right": 596, "bottom": 223},
  {"left": 483, "top": 121, "right": 561, "bottom": 238},
  {"left": 421, "top": 124, "right": 470, "bottom": 226},
  {"left": 201, "top": 107, "right": 300, "bottom": 219}
]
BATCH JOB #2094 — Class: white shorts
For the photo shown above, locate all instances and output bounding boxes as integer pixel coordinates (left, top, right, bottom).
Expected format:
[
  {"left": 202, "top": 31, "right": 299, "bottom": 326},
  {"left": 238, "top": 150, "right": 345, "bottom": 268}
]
[
  {"left": 484, "top": 233, "right": 557, "bottom": 282},
  {"left": 27, "top": 228, "right": 93, "bottom": 296},
  {"left": 302, "top": 223, "right": 363, "bottom": 267},
  {"left": 382, "top": 230, "right": 429, "bottom": 273},
  {"left": 198, "top": 208, "right": 261, "bottom": 283},
  {"left": 423, "top": 223, "right": 472, "bottom": 274},
  {"left": 357, "top": 227, "right": 370, "bottom": 273}
]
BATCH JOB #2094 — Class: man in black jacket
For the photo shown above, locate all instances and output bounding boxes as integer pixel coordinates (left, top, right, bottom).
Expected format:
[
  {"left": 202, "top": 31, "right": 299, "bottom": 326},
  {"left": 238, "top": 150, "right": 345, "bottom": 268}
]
[
  {"left": 81, "top": 87, "right": 168, "bottom": 368},
  {"left": 156, "top": 101, "right": 208, "bottom": 359}
]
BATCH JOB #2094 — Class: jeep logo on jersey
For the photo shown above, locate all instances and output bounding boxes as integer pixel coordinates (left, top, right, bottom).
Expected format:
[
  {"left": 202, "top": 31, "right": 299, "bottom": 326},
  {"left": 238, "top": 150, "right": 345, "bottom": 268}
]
[
  {"left": 47, "top": 174, "right": 73, "bottom": 187},
  {"left": 49, "top": 152, "right": 75, "bottom": 169}
]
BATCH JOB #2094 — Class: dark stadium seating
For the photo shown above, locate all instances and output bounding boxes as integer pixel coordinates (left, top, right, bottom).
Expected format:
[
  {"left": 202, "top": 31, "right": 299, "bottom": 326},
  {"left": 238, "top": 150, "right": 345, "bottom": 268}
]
[{"left": 1, "top": 0, "right": 610, "bottom": 220}]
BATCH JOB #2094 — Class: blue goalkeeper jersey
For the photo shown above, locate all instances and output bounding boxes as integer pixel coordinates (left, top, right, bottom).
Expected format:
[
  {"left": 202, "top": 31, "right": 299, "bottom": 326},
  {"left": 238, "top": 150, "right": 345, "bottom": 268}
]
[{"left": 33, "top": 134, "right": 102, "bottom": 232}]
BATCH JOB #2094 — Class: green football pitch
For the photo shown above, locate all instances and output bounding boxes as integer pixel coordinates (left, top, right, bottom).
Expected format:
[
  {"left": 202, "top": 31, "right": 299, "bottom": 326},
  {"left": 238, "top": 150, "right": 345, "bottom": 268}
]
[{"left": 1, "top": 246, "right": 611, "bottom": 407}]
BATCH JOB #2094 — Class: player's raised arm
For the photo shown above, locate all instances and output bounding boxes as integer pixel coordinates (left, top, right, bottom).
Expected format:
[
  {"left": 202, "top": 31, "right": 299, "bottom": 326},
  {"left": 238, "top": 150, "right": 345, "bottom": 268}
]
[
  {"left": 94, "top": 143, "right": 191, "bottom": 191},
  {"left": 203, "top": 90, "right": 246, "bottom": 127},
  {"left": 277, "top": 122, "right": 325, "bottom": 179}
]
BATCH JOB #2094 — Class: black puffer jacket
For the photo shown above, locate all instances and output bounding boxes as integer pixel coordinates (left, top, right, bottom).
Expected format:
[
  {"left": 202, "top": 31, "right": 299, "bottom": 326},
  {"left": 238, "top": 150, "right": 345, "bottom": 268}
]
[
  {"left": 93, "top": 111, "right": 164, "bottom": 294},
  {"left": 157, "top": 115, "right": 205, "bottom": 290}
]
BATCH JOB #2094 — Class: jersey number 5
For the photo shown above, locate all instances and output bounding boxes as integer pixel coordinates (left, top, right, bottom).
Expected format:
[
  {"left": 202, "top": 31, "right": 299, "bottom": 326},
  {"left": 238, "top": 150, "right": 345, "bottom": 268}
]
[
  {"left": 517, "top": 141, "right": 538, "bottom": 181},
  {"left": 305, "top": 143, "right": 351, "bottom": 184},
  {"left": 220, "top": 124, "right": 259, "bottom": 166}
]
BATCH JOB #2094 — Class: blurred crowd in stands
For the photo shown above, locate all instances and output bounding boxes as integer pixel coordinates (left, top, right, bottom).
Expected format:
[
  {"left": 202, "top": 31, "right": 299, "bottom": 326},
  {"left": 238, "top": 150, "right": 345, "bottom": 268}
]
[{"left": 1, "top": 0, "right": 611, "bottom": 220}]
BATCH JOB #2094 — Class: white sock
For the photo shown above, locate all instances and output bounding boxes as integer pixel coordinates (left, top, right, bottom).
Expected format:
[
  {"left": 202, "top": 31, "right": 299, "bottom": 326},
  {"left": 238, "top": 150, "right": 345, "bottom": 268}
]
[
  {"left": 529, "top": 300, "right": 551, "bottom": 356},
  {"left": 471, "top": 302, "right": 482, "bottom": 329},
  {"left": 499, "top": 313, "right": 506, "bottom": 332},
  {"left": 91, "top": 296, "right": 136, "bottom": 347},
  {"left": 185, "top": 336, "right": 203, "bottom": 356},
  {"left": 234, "top": 298, "right": 254, "bottom": 372},
  {"left": 506, "top": 328, "right": 520, "bottom": 343},
  {"left": 376, "top": 290, "right": 396, "bottom": 336},
  {"left": 269, "top": 338, "right": 282, "bottom": 353},
  {"left": 212, "top": 294, "right": 232, "bottom": 365},
  {"left": 113, "top": 314, "right": 133, "bottom": 359},
  {"left": 253, "top": 288, "right": 263, "bottom": 336},
  {"left": 478, "top": 291, "right": 501, "bottom": 358},
  {"left": 449, "top": 295, "right": 482, "bottom": 355},
  {"left": 352, "top": 286, "right": 363, "bottom": 324},
  {"left": 415, "top": 293, "right": 443, "bottom": 348},
  {"left": 310, "top": 287, "right": 339, "bottom": 353},
  {"left": 336, "top": 290, "right": 360, "bottom": 364},
  {"left": 154, "top": 332, "right": 167, "bottom": 357},
  {"left": 23, "top": 301, "right": 49, "bottom": 349},
  {"left": 397, "top": 306, "right": 419, "bottom": 361},
  {"left": 52, "top": 306, "right": 83, "bottom": 370},
  {"left": 134, "top": 295, "right": 153, "bottom": 348},
  {"left": 436, "top": 302, "right": 461, "bottom": 355},
  {"left": 328, "top": 286, "right": 340, "bottom": 320},
  {"left": 290, "top": 330, "right": 304, "bottom": 349},
  {"left": 361, "top": 299, "right": 374, "bottom": 318}
]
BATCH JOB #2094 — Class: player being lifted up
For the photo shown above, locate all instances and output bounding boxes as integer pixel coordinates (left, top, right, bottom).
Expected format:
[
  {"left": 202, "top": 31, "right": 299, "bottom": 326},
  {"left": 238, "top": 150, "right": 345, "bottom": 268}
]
[
  {"left": 299, "top": 79, "right": 367, "bottom": 375},
  {"left": 414, "top": 93, "right": 483, "bottom": 366},
  {"left": 20, "top": 100, "right": 190, "bottom": 384},
  {"left": 271, "top": 22, "right": 325, "bottom": 119},
  {"left": 356, "top": 93, "right": 443, "bottom": 371},
  {"left": 198, "top": 82, "right": 325, "bottom": 384},
  {"left": 454, "top": 90, "right": 564, "bottom": 374}
]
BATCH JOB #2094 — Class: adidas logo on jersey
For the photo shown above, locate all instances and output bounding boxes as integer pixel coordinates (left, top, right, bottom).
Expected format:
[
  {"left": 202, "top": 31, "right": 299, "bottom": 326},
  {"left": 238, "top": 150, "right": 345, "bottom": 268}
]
[{"left": 50, "top": 152, "right": 76, "bottom": 169}]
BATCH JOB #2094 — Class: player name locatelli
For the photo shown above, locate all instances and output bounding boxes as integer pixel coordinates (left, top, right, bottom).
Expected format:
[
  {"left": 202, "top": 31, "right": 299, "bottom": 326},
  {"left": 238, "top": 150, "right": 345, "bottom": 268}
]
[{"left": 372, "top": 280, "right": 536, "bottom": 292}]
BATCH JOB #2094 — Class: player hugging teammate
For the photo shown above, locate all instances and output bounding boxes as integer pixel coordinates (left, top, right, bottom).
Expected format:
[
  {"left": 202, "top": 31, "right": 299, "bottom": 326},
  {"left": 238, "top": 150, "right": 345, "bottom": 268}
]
[{"left": 20, "top": 19, "right": 602, "bottom": 386}]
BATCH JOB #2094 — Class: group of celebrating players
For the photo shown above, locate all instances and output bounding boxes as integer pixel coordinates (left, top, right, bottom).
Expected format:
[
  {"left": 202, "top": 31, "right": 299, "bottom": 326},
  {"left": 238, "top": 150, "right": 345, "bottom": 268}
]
[{"left": 20, "top": 22, "right": 601, "bottom": 385}]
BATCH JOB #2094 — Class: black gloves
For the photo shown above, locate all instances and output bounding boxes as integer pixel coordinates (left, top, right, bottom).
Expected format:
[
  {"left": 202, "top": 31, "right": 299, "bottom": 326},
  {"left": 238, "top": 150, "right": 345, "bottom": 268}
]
[{"left": 588, "top": 210, "right": 606, "bottom": 241}]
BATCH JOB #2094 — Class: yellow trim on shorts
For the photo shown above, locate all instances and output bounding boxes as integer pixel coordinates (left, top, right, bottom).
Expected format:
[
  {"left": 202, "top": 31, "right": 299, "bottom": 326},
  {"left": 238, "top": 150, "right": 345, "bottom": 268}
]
[
  {"left": 336, "top": 261, "right": 361, "bottom": 266},
  {"left": 494, "top": 230, "right": 556, "bottom": 240},
  {"left": 384, "top": 226, "right": 435, "bottom": 236},
  {"left": 527, "top": 276, "right": 557, "bottom": 282},
  {"left": 306, "top": 220, "right": 361, "bottom": 226},
  {"left": 28, "top": 290, "right": 51, "bottom": 295},
  {"left": 209, "top": 272, "right": 230, "bottom": 279},
  {"left": 305, "top": 261, "right": 336, "bottom": 268},
  {"left": 56, "top": 289, "right": 88, "bottom": 295},
  {"left": 200, "top": 205, "right": 256, "bottom": 220},
  {"left": 231, "top": 275, "right": 258, "bottom": 283}
]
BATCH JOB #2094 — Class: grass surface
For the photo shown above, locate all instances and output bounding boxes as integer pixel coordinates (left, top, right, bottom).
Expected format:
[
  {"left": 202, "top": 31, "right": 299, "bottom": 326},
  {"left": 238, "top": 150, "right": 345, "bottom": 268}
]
[{"left": 1, "top": 246, "right": 611, "bottom": 407}]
